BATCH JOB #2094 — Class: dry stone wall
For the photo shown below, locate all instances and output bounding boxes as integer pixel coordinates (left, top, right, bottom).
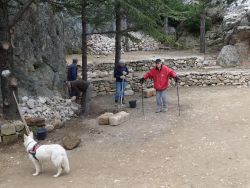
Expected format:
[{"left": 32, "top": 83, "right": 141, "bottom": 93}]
[
  {"left": 86, "top": 58, "right": 250, "bottom": 96},
  {"left": 87, "top": 57, "right": 214, "bottom": 73}
]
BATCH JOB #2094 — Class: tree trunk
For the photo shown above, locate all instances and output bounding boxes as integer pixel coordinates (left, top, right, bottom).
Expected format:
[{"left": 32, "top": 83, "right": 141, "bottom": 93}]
[
  {"left": 81, "top": 0, "right": 88, "bottom": 114},
  {"left": 115, "top": 0, "right": 122, "bottom": 67},
  {"left": 124, "top": 16, "right": 129, "bottom": 52},
  {"left": 0, "top": 0, "right": 19, "bottom": 119},
  {"left": 200, "top": 13, "right": 206, "bottom": 53},
  {"left": 81, "top": 0, "right": 88, "bottom": 81}
]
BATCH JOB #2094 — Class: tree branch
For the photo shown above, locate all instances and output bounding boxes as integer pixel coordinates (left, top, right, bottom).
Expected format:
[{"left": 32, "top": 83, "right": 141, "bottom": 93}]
[{"left": 9, "top": 0, "right": 35, "bottom": 28}]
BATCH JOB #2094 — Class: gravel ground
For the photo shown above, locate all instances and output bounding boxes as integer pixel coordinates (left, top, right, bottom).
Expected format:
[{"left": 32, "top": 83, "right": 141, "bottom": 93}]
[{"left": 1, "top": 86, "right": 250, "bottom": 188}]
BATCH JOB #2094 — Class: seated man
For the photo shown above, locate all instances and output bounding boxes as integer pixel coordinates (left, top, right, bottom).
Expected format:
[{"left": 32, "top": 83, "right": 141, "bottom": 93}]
[{"left": 65, "top": 80, "right": 91, "bottom": 115}]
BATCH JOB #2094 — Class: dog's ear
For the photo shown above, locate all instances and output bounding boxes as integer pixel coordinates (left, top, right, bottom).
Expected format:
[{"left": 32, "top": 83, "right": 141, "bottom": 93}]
[
  {"left": 29, "top": 131, "right": 34, "bottom": 138},
  {"left": 23, "top": 134, "right": 28, "bottom": 140}
]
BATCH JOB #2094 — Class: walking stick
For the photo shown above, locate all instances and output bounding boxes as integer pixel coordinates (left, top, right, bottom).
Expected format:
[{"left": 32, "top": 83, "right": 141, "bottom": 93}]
[
  {"left": 176, "top": 83, "right": 180, "bottom": 116},
  {"left": 141, "top": 82, "right": 144, "bottom": 116},
  {"left": 120, "top": 78, "right": 125, "bottom": 108},
  {"left": 12, "top": 91, "right": 30, "bottom": 134}
]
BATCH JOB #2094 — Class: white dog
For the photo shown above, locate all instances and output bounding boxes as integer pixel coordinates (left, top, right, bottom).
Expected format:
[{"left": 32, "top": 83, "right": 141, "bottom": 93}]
[{"left": 24, "top": 132, "right": 70, "bottom": 177}]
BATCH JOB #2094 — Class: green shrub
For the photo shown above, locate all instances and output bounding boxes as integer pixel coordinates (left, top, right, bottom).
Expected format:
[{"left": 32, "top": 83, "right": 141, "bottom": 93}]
[{"left": 183, "top": 4, "right": 212, "bottom": 34}]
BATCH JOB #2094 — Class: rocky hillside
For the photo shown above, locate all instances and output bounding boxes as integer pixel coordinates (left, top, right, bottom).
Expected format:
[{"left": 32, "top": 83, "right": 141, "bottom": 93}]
[{"left": 11, "top": 3, "right": 66, "bottom": 98}]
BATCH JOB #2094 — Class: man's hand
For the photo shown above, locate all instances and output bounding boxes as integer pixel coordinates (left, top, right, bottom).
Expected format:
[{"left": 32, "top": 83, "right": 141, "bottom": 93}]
[
  {"left": 122, "top": 71, "right": 127, "bottom": 75},
  {"left": 139, "top": 77, "right": 144, "bottom": 84},
  {"left": 120, "top": 75, "right": 126, "bottom": 79},
  {"left": 174, "top": 76, "right": 180, "bottom": 83},
  {"left": 71, "top": 96, "right": 76, "bottom": 101}
]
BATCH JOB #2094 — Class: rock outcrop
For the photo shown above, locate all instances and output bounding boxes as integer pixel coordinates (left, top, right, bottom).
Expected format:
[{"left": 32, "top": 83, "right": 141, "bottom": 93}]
[
  {"left": 11, "top": 3, "right": 67, "bottom": 98},
  {"left": 223, "top": 0, "right": 250, "bottom": 65}
]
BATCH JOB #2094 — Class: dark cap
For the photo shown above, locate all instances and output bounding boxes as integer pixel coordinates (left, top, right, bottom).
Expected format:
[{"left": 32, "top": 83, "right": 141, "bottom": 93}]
[
  {"left": 72, "top": 58, "right": 78, "bottom": 64},
  {"left": 155, "top": 59, "right": 162, "bottom": 64}
]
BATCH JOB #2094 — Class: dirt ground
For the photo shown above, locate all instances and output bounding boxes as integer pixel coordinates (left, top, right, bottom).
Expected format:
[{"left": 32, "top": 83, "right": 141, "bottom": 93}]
[
  {"left": 1, "top": 86, "right": 250, "bottom": 188},
  {"left": 66, "top": 50, "right": 214, "bottom": 65}
]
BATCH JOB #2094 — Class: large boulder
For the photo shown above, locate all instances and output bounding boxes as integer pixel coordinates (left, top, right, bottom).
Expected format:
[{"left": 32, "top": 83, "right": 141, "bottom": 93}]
[
  {"left": 222, "top": 0, "right": 250, "bottom": 64},
  {"left": 10, "top": 3, "right": 67, "bottom": 98},
  {"left": 217, "top": 45, "right": 241, "bottom": 67}
]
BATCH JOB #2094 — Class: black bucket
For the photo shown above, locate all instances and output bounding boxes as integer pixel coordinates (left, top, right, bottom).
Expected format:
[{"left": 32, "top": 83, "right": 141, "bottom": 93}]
[
  {"left": 36, "top": 128, "right": 47, "bottom": 140},
  {"left": 129, "top": 100, "right": 137, "bottom": 108}
]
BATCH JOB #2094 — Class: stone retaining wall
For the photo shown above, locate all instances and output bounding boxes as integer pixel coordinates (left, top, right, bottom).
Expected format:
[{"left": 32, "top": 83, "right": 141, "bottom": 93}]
[
  {"left": 85, "top": 57, "right": 250, "bottom": 95},
  {"left": 87, "top": 56, "right": 212, "bottom": 74},
  {"left": 91, "top": 70, "right": 250, "bottom": 95},
  {"left": 0, "top": 121, "right": 25, "bottom": 144},
  {"left": 178, "top": 70, "right": 250, "bottom": 87}
]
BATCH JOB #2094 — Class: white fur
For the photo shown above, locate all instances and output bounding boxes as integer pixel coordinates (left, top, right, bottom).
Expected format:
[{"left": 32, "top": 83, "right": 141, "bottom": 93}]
[
  {"left": 24, "top": 132, "right": 70, "bottom": 177},
  {"left": 1, "top": 70, "right": 11, "bottom": 78}
]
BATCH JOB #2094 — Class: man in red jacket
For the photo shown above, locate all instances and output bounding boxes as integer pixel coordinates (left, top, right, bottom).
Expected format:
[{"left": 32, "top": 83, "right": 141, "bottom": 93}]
[{"left": 140, "top": 59, "right": 180, "bottom": 113}]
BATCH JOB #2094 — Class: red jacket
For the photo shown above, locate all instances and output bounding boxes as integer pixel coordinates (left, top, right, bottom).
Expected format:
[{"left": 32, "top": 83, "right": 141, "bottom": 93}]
[{"left": 143, "top": 65, "right": 176, "bottom": 91}]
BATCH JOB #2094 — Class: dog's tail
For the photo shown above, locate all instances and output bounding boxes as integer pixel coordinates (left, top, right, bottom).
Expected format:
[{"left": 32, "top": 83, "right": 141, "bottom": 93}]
[{"left": 62, "top": 155, "right": 70, "bottom": 173}]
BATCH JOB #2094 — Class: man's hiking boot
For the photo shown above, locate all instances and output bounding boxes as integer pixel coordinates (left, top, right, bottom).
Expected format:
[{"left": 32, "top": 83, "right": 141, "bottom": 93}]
[
  {"left": 155, "top": 109, "right": 161, "bottom": 113},
  {"left": 162, "top": 108, "right": 168, "bottom": 112}
]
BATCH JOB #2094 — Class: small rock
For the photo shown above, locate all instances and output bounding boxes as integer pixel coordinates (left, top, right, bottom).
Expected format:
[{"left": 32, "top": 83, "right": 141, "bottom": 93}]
[
  {"left": 109, "top": 111, "right": 130, "bottom": 126},
  {"left": 52, "top": 119, "right": 64, "bottom": 129},
  {"left": 1, "top": 123, "right": 16, "bottom": 136},
  {"left": 62, "top": 133, "right": 81, "bottom": 150},
  {"left": 143, "top": 88, "right": 156, "bottom": 98},
  {"left": 45, "top": 124, "right": 54, "bottom": 132},
  {"left": 125, "top": 90, "right": 134, "bottom": 96},
  {"left": 27, "top": 99, "right": 35, "bottom": 109},
  {"left": 97, "top": 112, "right": 114, "bottom": 125},
  {"left": 38, "top": 97, "right": 46, "bottom": 104},
  {"left": 25, "top": 117, "right": 45, "bottom": 127},
  {"left": 2, "top": 133, "right": 18, "bottom": 144},
  {"left": 12, "top": 120, "right": 25, "bottom": 132},
  {"left": 22, "top": 96, "right": 29, "bottom": 103}
]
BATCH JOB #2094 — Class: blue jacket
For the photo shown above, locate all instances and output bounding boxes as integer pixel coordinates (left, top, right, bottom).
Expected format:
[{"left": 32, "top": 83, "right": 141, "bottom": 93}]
[
  {"left": 114, "top": 65, "right": 129, "bottom": 82},
  {"left": 67, "top": 63, "right": 78, "bottom": 81}
]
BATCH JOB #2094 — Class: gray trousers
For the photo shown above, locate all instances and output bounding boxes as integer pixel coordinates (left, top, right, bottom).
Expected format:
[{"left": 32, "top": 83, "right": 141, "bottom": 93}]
[{"left": 156, "top": 89, "right": 167, "bottom": 110}]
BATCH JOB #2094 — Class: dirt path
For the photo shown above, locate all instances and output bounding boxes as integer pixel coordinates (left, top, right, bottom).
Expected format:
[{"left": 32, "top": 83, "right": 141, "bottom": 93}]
[{"left": 1, "top": 86, "right": 250, "bottom": 188}]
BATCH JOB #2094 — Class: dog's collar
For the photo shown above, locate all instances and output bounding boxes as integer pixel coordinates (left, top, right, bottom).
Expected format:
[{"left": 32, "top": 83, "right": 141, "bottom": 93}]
[{"left": 28, "top": 143, "right": 41, "bottom": 161}]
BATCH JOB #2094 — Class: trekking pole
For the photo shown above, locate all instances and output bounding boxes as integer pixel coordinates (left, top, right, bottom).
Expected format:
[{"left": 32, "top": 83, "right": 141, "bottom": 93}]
[
  {"left": 141, "top": 82, "right": 144, "bottom": 116},
  {"left": 176, "top": 83, "right": 180, "bottom": 116},
  {"left": 12, "top": 91, "right": 30, "bottom": 134},
  {"left": 120, "top": 78, "right": 125, "bottom": 108}
]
